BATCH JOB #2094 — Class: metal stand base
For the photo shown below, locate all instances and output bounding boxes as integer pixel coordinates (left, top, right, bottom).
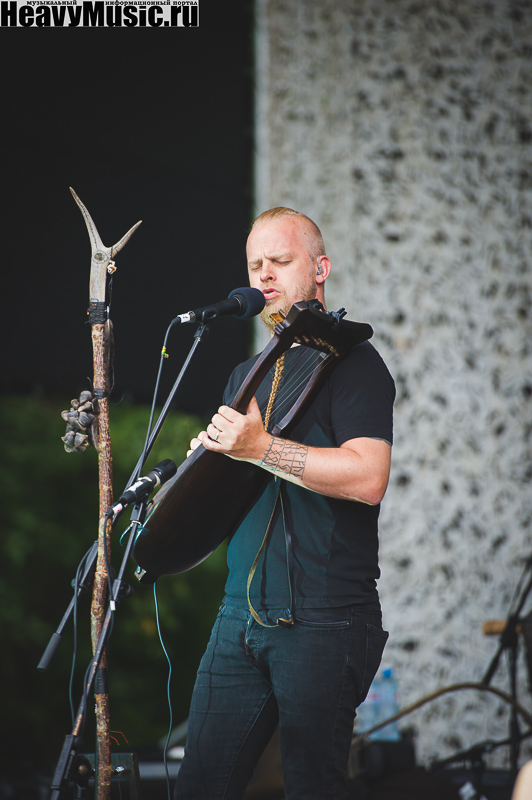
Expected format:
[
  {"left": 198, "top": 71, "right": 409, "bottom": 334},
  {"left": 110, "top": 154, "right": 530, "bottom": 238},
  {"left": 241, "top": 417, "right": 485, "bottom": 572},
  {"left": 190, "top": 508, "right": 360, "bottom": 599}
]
[{"left": 84, "top": 753, "right": 142, "bottom": 799}]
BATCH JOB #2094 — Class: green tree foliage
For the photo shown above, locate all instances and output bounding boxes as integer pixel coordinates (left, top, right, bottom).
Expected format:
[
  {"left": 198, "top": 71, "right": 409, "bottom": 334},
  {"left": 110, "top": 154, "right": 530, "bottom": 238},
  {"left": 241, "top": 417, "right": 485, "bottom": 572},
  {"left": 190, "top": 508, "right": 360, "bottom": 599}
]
[{"left": 0, "top": 395, "right": 228, "bottom": 780}]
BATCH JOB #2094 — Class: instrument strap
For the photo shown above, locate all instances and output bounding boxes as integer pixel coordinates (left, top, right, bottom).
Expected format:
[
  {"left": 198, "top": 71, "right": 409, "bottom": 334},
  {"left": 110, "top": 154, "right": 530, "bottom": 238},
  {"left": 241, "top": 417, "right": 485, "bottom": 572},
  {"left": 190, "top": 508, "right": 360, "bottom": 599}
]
[
  {"left": 246, "top": 353, "right": 296, "bottom": 629},
  {"left": 246, "top": 478, "right": 282, "bottom": 628},
  {"left": 245, "top": 479, "right": 295, "bottom": 629},
  {"left": 278, "top": 485, "right": 296, "bottom": 628}
]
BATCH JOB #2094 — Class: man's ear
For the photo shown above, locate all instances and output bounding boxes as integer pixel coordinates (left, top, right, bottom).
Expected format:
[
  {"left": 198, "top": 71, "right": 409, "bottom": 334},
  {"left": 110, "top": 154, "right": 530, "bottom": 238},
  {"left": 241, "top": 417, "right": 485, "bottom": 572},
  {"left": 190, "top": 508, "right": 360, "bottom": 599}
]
[{"left": 316, "top": 256, "right": 331, "bottom": 283}]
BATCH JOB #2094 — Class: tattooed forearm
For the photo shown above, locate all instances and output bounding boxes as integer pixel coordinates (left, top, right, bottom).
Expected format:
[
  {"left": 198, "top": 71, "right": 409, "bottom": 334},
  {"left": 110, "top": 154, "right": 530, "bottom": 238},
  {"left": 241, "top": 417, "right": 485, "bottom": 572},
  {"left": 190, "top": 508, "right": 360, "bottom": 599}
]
[{"left": 259, "top": 437, "right": 308, "bottom": 480}]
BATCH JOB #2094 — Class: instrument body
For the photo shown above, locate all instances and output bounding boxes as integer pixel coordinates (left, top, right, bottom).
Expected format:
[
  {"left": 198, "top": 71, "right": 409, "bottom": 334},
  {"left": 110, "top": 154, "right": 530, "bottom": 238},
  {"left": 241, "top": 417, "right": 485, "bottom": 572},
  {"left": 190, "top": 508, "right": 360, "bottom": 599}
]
[{"left": 133, "top": 302, "right": 373, "bottom": 583}]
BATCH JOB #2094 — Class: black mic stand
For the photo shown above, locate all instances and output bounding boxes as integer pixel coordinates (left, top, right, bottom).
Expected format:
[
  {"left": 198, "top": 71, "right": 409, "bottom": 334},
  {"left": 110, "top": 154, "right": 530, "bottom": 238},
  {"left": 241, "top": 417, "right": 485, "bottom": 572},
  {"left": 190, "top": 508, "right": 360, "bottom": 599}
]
[
  {"left": 38, "top": 541, "right": 98, "bottom": 672},
  {"left": 48, "top": 504, "right": 144, "bottom": 798},
  {"left": 430, "top": 555, "right": 532, "bottom": 795},
  {"left": 44, "top": 322, "right": 210, "bottom": 798},
  {"left": 481, "top": 557, "right": 532, "bottom": 778},
  {"left": 127, "top": 322, "right": 210, "bottom": 487}
]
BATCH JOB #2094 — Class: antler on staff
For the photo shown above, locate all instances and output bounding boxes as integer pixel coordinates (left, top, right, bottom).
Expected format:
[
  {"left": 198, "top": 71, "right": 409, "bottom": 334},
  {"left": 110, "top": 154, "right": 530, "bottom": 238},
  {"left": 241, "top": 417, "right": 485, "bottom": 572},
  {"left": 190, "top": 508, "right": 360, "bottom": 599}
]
[{"left": 69, "top": 187, "right": 142, "bottom": 305}]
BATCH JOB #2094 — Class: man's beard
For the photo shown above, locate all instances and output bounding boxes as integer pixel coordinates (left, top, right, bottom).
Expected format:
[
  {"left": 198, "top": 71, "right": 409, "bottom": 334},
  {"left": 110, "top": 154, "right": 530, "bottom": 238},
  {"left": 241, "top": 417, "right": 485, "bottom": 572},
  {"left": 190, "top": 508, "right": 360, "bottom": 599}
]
[{"left": 259, "top": 274, "right": 317, "bottom": 331}]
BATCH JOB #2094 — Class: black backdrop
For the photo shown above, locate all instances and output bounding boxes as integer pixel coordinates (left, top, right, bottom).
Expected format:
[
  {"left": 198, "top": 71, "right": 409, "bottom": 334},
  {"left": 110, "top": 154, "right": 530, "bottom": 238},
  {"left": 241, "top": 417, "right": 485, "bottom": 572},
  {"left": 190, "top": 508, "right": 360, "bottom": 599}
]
[
  {"left": 1, "top": 5, "right": 254, "bottom": 415},
  {"left": 0, "top": 7, "right": 256, "bottom": 786}
]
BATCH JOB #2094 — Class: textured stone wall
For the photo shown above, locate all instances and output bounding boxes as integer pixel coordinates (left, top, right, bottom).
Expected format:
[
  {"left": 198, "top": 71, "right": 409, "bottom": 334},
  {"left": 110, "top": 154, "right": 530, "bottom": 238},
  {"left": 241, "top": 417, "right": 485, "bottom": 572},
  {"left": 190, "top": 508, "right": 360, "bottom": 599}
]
[{"left": 254, "top": 0, "right": 532, "bottom": 768}]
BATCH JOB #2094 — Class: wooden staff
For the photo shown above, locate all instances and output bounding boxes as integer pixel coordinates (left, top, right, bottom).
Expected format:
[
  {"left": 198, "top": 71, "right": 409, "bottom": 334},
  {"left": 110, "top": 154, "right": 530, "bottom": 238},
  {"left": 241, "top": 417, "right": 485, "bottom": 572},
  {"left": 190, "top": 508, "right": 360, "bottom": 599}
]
[{"left": 70, "top": 188, "right": 141, "bottom": 799}]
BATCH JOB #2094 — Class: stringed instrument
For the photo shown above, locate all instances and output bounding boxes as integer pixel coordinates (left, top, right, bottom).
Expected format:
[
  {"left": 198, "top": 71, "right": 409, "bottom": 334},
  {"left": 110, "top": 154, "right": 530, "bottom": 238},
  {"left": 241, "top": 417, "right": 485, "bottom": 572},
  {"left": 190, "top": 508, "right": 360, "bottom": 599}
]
[{"left": 132, "top": 301, "right": 373, "bottom": 583}]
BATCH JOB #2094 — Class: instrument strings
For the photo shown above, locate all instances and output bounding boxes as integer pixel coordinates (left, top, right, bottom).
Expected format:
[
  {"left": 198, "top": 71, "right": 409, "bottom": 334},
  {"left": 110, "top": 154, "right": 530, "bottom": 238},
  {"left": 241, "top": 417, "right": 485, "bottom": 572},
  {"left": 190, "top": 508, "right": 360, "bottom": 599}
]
[{"left": 254, "top": 345, "right": 332, "bottom": 426}]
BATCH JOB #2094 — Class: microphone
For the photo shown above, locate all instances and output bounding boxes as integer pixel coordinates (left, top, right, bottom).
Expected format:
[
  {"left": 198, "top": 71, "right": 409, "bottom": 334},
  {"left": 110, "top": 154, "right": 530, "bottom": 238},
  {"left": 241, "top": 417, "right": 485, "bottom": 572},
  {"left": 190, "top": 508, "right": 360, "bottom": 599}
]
[
  {"left": 111, "top": 459, "right": 177, "bottom": 516},
  {"left": 173, "top": 287, "right": 265, "bottom": 324}
]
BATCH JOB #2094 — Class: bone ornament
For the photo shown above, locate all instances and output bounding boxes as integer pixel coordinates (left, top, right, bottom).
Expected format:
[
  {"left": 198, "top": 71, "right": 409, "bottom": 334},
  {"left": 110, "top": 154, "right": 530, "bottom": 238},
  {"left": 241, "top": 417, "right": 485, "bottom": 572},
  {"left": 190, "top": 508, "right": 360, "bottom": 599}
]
[{"left": 61, "top": 389, "right": 99, "bottom": 453}]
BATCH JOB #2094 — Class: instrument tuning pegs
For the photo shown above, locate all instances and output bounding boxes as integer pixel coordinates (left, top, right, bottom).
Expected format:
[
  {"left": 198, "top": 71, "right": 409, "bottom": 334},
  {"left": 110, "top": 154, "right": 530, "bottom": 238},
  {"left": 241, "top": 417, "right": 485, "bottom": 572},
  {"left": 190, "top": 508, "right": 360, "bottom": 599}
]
[{"left": 330, "top": 307, "right": 347, "bottom": 326}]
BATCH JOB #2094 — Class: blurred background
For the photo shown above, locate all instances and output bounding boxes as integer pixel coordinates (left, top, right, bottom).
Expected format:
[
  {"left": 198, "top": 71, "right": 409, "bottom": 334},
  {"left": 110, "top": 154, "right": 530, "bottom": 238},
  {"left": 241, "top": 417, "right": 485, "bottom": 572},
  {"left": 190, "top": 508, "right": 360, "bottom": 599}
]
[{"left": 2, "top": 1, "right": 532, "bottom": 798}]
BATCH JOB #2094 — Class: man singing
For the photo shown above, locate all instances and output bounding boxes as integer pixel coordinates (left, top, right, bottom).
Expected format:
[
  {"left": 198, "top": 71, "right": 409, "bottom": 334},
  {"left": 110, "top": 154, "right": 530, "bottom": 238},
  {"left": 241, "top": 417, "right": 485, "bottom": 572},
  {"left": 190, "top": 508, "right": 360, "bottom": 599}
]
[{"left": 175, "top": 207, "right": 395, "bottom": 799}]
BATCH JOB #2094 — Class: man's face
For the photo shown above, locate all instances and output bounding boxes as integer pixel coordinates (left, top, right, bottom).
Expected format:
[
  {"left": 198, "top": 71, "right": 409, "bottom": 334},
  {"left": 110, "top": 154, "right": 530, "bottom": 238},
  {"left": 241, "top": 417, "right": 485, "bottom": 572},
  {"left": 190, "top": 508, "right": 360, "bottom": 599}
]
[{"left": 246, "top": 217, "right": 318, "bottom": 330}]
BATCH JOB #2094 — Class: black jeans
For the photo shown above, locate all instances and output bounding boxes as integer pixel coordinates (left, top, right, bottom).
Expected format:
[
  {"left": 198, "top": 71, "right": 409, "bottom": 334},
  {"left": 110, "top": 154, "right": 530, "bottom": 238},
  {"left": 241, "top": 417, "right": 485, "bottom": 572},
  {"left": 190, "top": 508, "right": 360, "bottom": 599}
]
[{"left": 174, "top": 601, "right": 388, "bottom": 800}]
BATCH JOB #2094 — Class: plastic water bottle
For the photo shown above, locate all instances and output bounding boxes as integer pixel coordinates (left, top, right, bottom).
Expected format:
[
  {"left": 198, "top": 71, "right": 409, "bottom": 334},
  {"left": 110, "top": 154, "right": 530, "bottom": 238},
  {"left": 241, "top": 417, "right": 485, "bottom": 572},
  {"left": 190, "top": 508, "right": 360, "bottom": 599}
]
[
  {"left": 356, "top": 667, "right": 401, "bottom": 740},
  {"left": 355, "top": 681, "right": 378, "bottom": 735},
  {"left": 377, "top": 667, "right": 401, "bottom": 740}
]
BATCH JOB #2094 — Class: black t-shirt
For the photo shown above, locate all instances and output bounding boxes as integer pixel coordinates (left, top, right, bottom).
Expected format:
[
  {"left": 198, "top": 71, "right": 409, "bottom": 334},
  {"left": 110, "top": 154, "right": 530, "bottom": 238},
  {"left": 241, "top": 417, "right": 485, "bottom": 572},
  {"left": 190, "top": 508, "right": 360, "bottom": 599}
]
[{"left": 222, "top": 340, "right": 395, "bottom": 609}]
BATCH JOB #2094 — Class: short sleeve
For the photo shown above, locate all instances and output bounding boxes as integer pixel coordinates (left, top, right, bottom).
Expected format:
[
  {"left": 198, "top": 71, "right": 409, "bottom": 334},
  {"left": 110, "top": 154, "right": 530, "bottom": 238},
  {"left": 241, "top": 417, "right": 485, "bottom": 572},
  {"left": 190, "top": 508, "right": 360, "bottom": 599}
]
[{"left": 329, "top": 342, "right": 395, "bottom": 446}]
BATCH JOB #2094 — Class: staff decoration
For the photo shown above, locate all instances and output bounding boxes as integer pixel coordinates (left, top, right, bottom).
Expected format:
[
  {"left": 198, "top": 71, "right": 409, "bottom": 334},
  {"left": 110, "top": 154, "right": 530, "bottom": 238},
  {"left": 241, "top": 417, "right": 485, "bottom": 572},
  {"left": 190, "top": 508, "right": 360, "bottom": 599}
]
[{"left": 62, "top": 187, "right": 141, "bottom": 798}]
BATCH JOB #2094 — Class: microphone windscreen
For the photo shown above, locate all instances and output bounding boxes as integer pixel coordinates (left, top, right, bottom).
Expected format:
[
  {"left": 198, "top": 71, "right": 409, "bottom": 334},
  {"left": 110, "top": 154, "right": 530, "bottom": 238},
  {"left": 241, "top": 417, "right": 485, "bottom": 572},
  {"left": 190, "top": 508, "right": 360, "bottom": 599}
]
[
  {"left": 228, "top": 287, "right": 266, "bottom": 319},
  {"left": 152, "top": 459, "right": 178, "bottom": 483}
]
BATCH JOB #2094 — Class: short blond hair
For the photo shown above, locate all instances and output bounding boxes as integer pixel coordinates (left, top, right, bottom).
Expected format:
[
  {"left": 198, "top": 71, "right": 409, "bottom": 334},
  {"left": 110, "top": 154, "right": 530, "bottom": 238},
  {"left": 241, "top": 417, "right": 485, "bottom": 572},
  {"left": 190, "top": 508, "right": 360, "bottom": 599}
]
[{"left": 250, "top": 207, "right": 326, "bottom": 261}]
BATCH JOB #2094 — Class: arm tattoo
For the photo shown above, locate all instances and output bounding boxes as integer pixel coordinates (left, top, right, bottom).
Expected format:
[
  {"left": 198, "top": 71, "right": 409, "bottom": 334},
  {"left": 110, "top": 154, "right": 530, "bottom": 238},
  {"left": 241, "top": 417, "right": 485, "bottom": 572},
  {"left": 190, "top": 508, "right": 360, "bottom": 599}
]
[{"left": 259, "top": 437, "right": 308, "bottom": 480}]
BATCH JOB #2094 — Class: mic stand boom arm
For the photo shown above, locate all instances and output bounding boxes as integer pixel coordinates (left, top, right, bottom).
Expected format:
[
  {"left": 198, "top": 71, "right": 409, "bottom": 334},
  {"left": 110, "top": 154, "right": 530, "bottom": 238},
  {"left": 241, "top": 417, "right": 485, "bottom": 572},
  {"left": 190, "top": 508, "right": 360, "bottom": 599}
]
[{"left": 126, "top": 321, "right": 210, "bottom": 490}]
